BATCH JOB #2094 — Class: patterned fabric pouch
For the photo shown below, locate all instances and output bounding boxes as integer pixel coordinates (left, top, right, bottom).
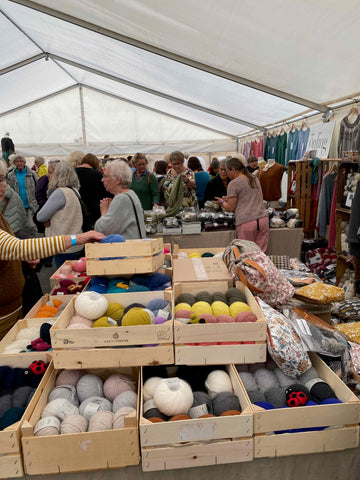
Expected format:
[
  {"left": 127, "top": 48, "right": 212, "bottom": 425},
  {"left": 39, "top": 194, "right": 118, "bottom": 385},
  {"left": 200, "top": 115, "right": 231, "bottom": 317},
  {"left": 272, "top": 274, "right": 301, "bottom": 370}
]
[
  {"left": 294, "top": 282, "right": 345, "bottom": 304},
  {"left": 257, "top": 297, "right": 312, "bottom": 377}
]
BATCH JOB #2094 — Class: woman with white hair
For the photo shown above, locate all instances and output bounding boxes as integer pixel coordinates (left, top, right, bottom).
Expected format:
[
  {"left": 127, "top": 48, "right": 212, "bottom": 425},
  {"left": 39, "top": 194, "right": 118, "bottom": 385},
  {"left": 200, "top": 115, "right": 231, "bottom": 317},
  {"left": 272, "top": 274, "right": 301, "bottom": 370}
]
[
  {"left": 36, "top": 160, "right": 85, "bottom": 267},
  {"left": 34, "top": 156, "right": 48, "bottom": 178},
  {"left": 95, "top": 160, "right": 146, "bottom": 238}
]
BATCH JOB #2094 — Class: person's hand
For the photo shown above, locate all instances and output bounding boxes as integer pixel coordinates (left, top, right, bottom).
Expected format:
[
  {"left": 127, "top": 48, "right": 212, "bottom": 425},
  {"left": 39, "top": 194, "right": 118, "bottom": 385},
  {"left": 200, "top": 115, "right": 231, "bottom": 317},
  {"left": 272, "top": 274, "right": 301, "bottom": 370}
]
[
  {"left": 76, "top": 231, "right": 105, "bottom": 245},
  {"left": 215, "top": 196, "right": 225, "bottom": 206},
  {"left": 100, "top": 198, "right": 111, "bottom": 215},
  {"left": 27, "top": 259, "right": 40, "bottom": 269}
]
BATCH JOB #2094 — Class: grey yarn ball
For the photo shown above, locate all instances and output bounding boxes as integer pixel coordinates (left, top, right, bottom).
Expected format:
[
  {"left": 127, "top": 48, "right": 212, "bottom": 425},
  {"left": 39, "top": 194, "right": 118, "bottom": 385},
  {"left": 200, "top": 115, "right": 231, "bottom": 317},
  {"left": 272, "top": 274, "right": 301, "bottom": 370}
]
[
  {"left": 48, "top": 385, "right": 79, "bottom": 406},
  {"left": 274, "top": 368, "right": 299, "bottom": 387},
  {"left": 12, "top": 386, "right": 34, "bottom": 408},
  {"left": 248, "top": 389, "right": 266, "bottom": 404},
  {"left": 76, "top": 374, "right": 103, "bottom": 403},
  {"left": 265, "top": 386, "right": 287, "bottom": 408},
  {"left": 79, "top": 396, "right": 112, "bottom": 420},
  {"left": 254, "top": 369, "right": 279, "bottom": 393},
  {"left": 176, "top": 293, "right": 196, "bottom": 306},
  {"left": 211, "top": 292, "right": 228, "bottom": 303},
  {"left": 189, "top": 391, "right": 213, "bottom": 418},
  {"left": 212, "top": 392, "right": 241, "bottom": 416},
  {"left": 298, "top": 367, "right": 319, "bottom": 385},
  {"left": 0, "top": 394, "right": 12, "bottom": 417},
  {"left": 195, "top": 291, "right": 212, "bottom": 303},
  {"left": 112, "top": 391, "right": 138, "bottom": 413},
  {"left": 238, "top": 372, "right": 257, "bottom": 392}
]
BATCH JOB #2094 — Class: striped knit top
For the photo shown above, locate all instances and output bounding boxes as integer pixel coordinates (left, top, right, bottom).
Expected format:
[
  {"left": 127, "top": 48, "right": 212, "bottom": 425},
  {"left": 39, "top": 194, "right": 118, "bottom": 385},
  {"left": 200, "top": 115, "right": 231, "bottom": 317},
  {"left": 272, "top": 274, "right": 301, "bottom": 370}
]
[{"left": 0, "top": 229, "right": 66, "bottom": 261}]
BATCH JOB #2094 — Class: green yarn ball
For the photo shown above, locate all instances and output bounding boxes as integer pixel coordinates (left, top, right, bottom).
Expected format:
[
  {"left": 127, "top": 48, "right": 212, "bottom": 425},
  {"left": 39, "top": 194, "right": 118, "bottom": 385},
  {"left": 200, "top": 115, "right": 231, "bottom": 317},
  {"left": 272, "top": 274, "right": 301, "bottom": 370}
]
[
  {"left": 201, "top": 252, "right": 214, "bottom": 257},
  {"left": 176, "top": 293, "right": 196, "bottom": 306}
]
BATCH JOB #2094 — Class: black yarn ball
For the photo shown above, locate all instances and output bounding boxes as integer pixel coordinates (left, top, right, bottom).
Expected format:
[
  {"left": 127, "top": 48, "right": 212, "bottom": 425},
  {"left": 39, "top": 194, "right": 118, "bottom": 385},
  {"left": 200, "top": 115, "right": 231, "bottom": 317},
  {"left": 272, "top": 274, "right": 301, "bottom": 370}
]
[
  {"left": 212, "top": 392, "right": 241, "bottom": 416},
  {"left": 40, "top": 322, "right": 52, "bottom": 345},
  {"left": 310, "top": 381, "right": 336, "bottom": 403},
  {"left": 143, "top": 407, "right": 168, "bottom": 422},
  {"left": 211, "top": 292, "right": 228, "bottom": 304}
]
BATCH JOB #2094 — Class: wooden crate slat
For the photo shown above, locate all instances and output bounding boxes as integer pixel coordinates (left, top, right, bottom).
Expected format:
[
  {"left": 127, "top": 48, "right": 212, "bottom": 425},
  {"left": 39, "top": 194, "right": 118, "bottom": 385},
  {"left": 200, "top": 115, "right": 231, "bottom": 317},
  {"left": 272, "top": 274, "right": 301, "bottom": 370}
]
[{"left": 0, "top": 454, "right": 23, "bottom": 479}]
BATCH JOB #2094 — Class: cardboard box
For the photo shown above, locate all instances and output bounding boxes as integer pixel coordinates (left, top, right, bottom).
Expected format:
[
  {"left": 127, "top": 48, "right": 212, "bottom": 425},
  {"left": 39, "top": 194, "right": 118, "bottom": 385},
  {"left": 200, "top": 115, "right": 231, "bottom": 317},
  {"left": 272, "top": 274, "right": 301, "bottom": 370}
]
[{"left": 172, "top": 257, "right": 232, "bottom": 284}]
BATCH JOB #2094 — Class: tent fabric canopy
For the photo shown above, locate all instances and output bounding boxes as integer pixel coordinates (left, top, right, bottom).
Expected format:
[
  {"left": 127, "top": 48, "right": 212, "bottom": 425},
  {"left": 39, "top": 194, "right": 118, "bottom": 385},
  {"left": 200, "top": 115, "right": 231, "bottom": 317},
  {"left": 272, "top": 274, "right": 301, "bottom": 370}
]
[{"left": 0, "top": 0, "right": 359, "bottom": 155}]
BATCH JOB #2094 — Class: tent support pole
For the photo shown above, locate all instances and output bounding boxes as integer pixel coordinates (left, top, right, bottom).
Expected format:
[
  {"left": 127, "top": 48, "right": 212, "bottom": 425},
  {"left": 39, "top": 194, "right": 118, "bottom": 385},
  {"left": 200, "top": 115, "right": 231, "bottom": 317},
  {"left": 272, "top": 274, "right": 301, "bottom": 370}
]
[{"left": 79, "top": 85, "right": 87, "bottom": 146}]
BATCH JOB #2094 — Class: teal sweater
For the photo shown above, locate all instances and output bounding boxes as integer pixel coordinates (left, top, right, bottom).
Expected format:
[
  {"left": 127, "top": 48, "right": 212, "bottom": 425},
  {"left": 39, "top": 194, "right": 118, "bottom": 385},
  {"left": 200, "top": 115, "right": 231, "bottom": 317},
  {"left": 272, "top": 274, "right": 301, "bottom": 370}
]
[{"left": 130, "top": 171, "right": 160, "bottom": 210}]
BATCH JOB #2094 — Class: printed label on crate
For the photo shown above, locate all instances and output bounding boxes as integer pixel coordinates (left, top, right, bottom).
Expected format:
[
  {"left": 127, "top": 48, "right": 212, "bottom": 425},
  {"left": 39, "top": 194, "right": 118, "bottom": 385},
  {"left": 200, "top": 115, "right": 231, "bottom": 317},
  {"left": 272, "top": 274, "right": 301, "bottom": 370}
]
[
  {"left": 34, "top": 416, "right": 60, "bottom": 435},
  {"left": 188, "top": 404, "right": 208, "bottom": 419},
  {"left": 180, "top": 422, "right": 216, "bottom": 442},
  {"left": 143, "top": 399, "right": 156, "bottom": 414}
]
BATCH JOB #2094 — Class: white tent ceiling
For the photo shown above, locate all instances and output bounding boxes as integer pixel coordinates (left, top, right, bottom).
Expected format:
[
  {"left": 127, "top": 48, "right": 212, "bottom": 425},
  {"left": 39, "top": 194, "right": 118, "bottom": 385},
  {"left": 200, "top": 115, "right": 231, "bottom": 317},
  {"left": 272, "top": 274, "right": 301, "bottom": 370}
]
[{"left": 1, "top": 0, "right": 360, "bottom": 155}]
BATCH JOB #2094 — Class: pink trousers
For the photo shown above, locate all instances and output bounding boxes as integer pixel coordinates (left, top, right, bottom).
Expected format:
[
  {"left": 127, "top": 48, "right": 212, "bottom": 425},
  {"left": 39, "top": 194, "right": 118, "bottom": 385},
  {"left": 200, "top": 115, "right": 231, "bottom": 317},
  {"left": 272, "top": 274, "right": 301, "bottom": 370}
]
[{"left": 236, "top": 216, "right": 269, "bottom": 252}]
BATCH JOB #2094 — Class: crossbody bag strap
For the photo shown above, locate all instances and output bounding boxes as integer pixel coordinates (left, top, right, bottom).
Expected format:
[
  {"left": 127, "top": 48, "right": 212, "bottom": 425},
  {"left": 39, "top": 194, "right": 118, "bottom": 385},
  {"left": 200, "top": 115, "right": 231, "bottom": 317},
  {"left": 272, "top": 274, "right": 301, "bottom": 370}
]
[
  {"left": 1, "top": 198, "right": 10, "bottom": 215},
  {"left": 236, "top": 259, "right": 269, "bottom": 294},
  {"left": 125, "top": 192, "right": 143, "bottom": 239}
]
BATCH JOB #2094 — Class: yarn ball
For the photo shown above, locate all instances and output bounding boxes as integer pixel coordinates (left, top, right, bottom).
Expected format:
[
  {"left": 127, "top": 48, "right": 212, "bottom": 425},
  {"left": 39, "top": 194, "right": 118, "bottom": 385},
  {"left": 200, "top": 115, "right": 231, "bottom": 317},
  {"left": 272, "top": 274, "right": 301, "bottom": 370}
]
[
  {"left": 274, "top": 368, "right": 299, "bottom": 387},
  {"left": 56, "top": 369, "right": 83, "bottom": 387},
  {"left": 121, "top": 308, "right": 152, "bottom": 326},
  {"left": 265, "top": 387, "right": 287, "bottom": 408},
  {"left": 298, "top": 367, "right": 319, "bottom": 385},
  {"left": 285, "top": 384, "right": 310, "bottom": 407},
  {"left": 146, "top": 299, "right": 169, "bottom": 313},
  {"left": 254, "top": 401, "right": 274, "bottom": 410},
  {"left": 105, "top": 303, "right": 124, "bottom": 322},
  {"left": 73, "top": 258, "right": 86, "bottom": 273},
  {"left": 126, "top": 285, "right": 151, "bottom": 293},
  {"left": 79, "top": 396, "right": 112, "bottom": 420},
  {"left": 226, "top": 288, "right": 247, "bottom": 303},
  {"left": 211, "top": 301, "right": 230, "bottom": 317},
  {"left": 4, "top": 339, "right": 30, "bottom": 354},
  {"left": 113, "top": 406, "right": 136, "bottom": 429},
  {"left": 0, "top": 394, "right": 12, "bottom": 417},
  {"left": 235, "top": 312, "right": 257, "bottom": 322},
  {"left": 69, "top": 315, "right": 93, "bottom": 328},
  {"left": 169, "top": 415, "right": 192, "bottom": 421},
  {"left": 148, "top": 417, "right": 166, "bottom": 423},
  {"left": 212, "top": 392, "right": 241, "bottom": 416},
  {"left": 16, "top": 326, "right": 40, "bottom": 341},
  {"left": 198, "top": 313, "right": 217, "bottom": 323},
  {"left": 320, "top": 398, "right": 342, "bottom": 405},
  {"left": 205, "top": 370, "right": 233, "bottom": 399},
  {"left": 132, "top": 272, "right": 171, "bottom": 290},
  {"left": 238, "top": 372, "right": 258, "bottom": 392},
  {"left": 39, "top": 323, "right": 52, "bottom": 345},
  {"left": 12, "top": 386, "right": 34, "bottom": 408},
  {"left": 143, "top": 407, "right": 168, "bottom": 421},
  {"left": 154, "top": 316, "right": 167, "bottom": 325},
  {"left": 61, "top": 414, "right": 88, "bottom": 434},
  {"left": 308, "top": 381, "right": 336, "bottom": 403},
  {"left": 41, "top": 398, "right": 79, "bottom": 420},
  {"left": 112, "top": 391, "right": 138, "bottom": 412},
  {"left": 195, "top": 291, "right": 212, "bottom": 303},
  {"left": 88, "top": 277, "right": 109, "bottom": 294},
  {"left": 92, "top": 317, "right": 117, "bottom": 328},
  {"left": 175, "top": 310, "right": 193, "bottom": 323},
  {"left": 153, "top": 377, "right": 194, "bottom": 416},
  {"left": 60, "top": 264, "right": 73, "bottom": 275},
  {"left": 174, "top": 303, "right": 193, "bottom": 313},
  {"left": 123, "top": 303, "right": 145, "bottom": 316},
  {"left": 254, "top": 369, "right": 279, "bottom": 393},
  {"left": 48, "top": 385, "right": 79, "bottom": 406},
  {"left": 229, "top": 302, "right": 251, "bottom": 317},
  {"left": 100, "top": 234, "right": 125, "bottom": 243},
  {"left": 34, "top": 416, "right": 61, "bottom": 436},
  {"left": 189, "top": 391, "right": 213, "bottom": 418},
  {"left": 143, "top": 377, "right": 163, "bottom": 402},
  {"left": 248, "top": 390, "right": 267, "bottom": 404},
  {"left": 211, "top": 292, "right": 227, "bottom": 303},
  {"left": 176, "top": 293, "right": 196, "bottom": 306},
  {"left": 88, "top": 410, "right": 114, "bottom": 432},
  {"left": 201, "top": 252, "right": 214, "bottom": 257},
  {"left": 189, "top": 252, "right": 201, "bottom": 258},
  {"left": 75, "top": 292, "right": 108, "bottom": 320},
  {"left": 103, "top": 373, "right": 135, "bottom": 401},
  {"left": 216, "top": 314, "right": 234, "bottom": 323},
  {"left": 76, "top": 374, "right": 103, "bottom": 402}
]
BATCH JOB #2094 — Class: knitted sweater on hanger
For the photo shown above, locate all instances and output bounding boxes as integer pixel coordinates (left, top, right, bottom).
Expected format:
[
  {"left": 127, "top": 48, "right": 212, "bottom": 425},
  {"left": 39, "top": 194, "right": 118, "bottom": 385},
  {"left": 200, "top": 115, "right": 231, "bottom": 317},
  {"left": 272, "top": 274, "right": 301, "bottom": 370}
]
[
  {"left": 296, "top": 128, "right": 310, "bottom": 160},
  {"left": 286, "top": 129, "right": 299, "bottom": 165},
  {"left": 337, "top": 115, "right": 360, "bottom": 157},
  {"left": 275, "top": 132, "right": 287, "bottom": 166}
]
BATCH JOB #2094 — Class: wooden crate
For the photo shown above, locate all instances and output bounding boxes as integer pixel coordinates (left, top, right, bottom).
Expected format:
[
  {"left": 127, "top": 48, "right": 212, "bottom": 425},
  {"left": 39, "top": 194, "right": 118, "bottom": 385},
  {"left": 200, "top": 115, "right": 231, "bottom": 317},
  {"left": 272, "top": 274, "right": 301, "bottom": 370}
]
[
  {"left": 21, "top": 365, "right": 140, "bottom": 475},
  {"left": 85, "top": 238, "right": 164, "bottom": 276},
  {"left": 49, "top": 260, "right": 90, "bottom": 289},
  {"left": 50, "top": 291, "right": 174, "bottom": 369},
  {"left": 0, "top": 354, "right": 52, "bottom": 478},
  {"left": 24, "top": 294, "right": 72, "bottom": 321},
  {"left": 0, "top": 318, "right": 50, "bottom": 357},
  {"left": 173, "top": 281, "right": 267, "bottom": 365},
  {"left": 140, "top": 365, "right": 253, "bottom": 471},
  {"left": 237, "top": 353, "right": 360, "bottom": 458}
]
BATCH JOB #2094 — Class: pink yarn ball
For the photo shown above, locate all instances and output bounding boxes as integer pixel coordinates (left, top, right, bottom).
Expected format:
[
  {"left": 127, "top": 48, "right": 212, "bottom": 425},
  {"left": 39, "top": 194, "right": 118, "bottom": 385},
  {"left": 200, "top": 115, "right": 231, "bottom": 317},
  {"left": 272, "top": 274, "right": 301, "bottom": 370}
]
[
  {"left": 73, "top": 258, "right": 86, "bottom": 273},
  {"left": 217, "top": 315, "right": 235, "bottom": 323},
  {"left": 235, "top": 312, "right": 257, "bottom": 322},
  {"left": 66, "top": 322, "right": 91, "bottom": 330},
  {"left": 69, "top": 315, "right": 93, "bottom": 327},
  {"left": 175, "top": 310, "right": 192, "bottom": 319},
  {"left": 56, "top": 369, "right": 83, "bottom": 387},
  {"left": 60, "top": 265, "right": 73, "bottom": 275},
  {"left": 103, "top": 374, "right": 136, "bottom": 402},
  {"left": 198, "top": 313, "right": 217, "bottom": 323}
]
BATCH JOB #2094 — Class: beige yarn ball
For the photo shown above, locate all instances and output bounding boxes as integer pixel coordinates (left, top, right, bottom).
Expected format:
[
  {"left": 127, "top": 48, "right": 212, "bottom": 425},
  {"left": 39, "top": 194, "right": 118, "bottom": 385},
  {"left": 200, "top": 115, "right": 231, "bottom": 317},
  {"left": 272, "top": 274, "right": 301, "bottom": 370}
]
[
  {"left": 113, "top": 406, "right": 136, "bottom": 429},
  {"left": 88, "top": 410, "right": 113, "bottom": 432},
  {"left": 41, "top": 398, "right": 79, "bottom": 421},
  {"left": 60, "top": 414, "right": 88, "bottom": 434},
  {"left": 34, "top": 416, "right": 60, "bottom": 436},
  {"left": 205, "top": 370, "right": 233, "bottom": 399},
  {"left": 56, "top": 369, "right": 83, "bottom": 387}
]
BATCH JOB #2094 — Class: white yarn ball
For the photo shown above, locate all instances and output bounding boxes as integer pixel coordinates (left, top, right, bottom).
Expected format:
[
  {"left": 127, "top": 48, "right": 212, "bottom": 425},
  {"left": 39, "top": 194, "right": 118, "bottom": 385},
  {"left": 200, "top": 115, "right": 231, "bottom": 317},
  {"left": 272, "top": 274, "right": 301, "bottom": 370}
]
[
  {"left": 41, "top": 398, "right": 79, "bottom": 421},
  {"left": 4, "top": 339, "right": 30, "bottom": 353},
  {"left": 76, "top": 374, "right": 103, "bottom": 402},
  {"left": 48, "top": 385, "right": 79, "bottom": 406},
  {"left": 16, "top": 326, "right": 40, "bottom": 341},
  {"left": 112, "top": 391, "right": 138, "bottom": 413},
  {"left": 60, "top": 414, "right": 88, "bottom": 434},
  {"left": 88, "top": 410, "right": 113, "bottom": 432},
  {"left": 113, "top": 407, "right": 136, "bottom": 429},
  {"left": 205, "top": 370, "right": 233, "bottom": 399},
  {"left": 75, "top": 291, "right": 108, "bottom": 320},
  {"left": 153, "top": 378, "right": 193, "bottom": 416},
  {"left": 34, "top": 416, "right": 60, "bottom": 436},
  {"left": 79, "top": 396, "right": 112, "bottom": 420},
  {"left": 143, "top": 377, "right": 162, "bottom": 402}
]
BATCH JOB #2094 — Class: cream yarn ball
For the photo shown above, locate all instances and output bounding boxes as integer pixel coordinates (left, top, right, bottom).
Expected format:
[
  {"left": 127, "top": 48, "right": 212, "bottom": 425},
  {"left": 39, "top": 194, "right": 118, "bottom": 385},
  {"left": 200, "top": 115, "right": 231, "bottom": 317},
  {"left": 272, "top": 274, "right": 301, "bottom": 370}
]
[
  {"left": 153, "top": 378, "right": 193, "bottom": 416},
  {"left": 113, "top": 406, "right": 136, "bottom": 429},
  {"left": 56, "top": 369, "right": 83, "bottom": 387},
  {"left": 69, "top": 315, "right": 93, "bottom": 328},
  {"left": 41, "top": 398, "right": 79, "bottom": 421},
  {"left": 48, "top": 385, "right": 79, "bottom": 406},
  {"left": 79, "top": 396, "right": 112, "bottom": 420},
  {"left": 3, "top": 339, "right": 30, "bottom": 354},
  {"left": 205, "top": 370, "right": 233, "bottom": 399},
  {"left": 34, "top": 416, "right": 60, "bottom": 436},
  {"left": 60, "top": 414, "right": 88, "bottom": 434},
  {"left": 16, "top": 326, "right": 40, "bottom": 341},
  {"left": 143, "top": 377, "right": 163, "bottom": 402},
  {"left": 103, "top": 374, "right": 135, "bottom": 401},
  {"left": 88, "top": 410, "right": 113, "bottom": 432},
  {"left": 112, "top": 391, "right": 138, "bottom": 413},
  {"left": 76, "top": 374, "right": 103, "bottom": 402},
  {"left": 75, "top": 291, "right": 108, "bottom": 320}
]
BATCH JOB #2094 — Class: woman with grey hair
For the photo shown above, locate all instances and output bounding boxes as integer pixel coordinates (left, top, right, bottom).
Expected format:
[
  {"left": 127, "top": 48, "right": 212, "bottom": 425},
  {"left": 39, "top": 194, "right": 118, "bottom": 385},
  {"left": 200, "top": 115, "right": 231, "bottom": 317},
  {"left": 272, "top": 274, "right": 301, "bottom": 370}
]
[
  {"left": 95, "top": 160, "right": 146, "bottom": 238},
  {"left": 37, "top": 160, "right": 84, "bottom": 267}
]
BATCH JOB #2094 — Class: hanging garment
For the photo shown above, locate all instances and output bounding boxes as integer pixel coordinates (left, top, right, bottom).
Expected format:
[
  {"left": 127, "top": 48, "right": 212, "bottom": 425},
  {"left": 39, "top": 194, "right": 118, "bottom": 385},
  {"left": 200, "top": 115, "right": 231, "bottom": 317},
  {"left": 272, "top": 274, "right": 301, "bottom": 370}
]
[
  {"left": 275, "top": 132, "right": 287, "bottom": 166},
  {"left": 296, "top": 128, "right": 310, "bottom": 160},
  {"left": 286, "top": 129, "right": 299, "bottom": 165},
  {"left": 243, "top": 141, "right": 251, "bottom": 160},
  {"left": 259, "top": 162, "right": 286, "bottom": 201},
  {"left": 337, "top": 115, "right": 360, "bottom": 157},
  {"left": 316, "top": 171, "right": 337, "bottom": 237},
  {"left": 253, "top": 137, "right": 264, "bottom": 159},
  {"left": 347, "top": 180, "right": 360, "bottom": 257},
  {"left": 328, "top": 178, "right": 337, "bottom": 249},
  {"left": 264, "top": 136, "right": 272, "bottom": 161}
]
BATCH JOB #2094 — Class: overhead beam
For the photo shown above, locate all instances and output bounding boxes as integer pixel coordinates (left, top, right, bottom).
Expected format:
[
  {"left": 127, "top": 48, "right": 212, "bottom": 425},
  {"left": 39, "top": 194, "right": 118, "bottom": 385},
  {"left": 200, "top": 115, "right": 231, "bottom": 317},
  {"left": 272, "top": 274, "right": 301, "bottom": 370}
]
[
  {"left": 8, "top": 0, "right": 328, "bottom": 113},
  {"left": 0, "top": 53, "right": 45, "bottom": 75},
  {"left": 84, "top": 85, "right": 238, "bottom": 139},
  {"left": 51, "top": 53, "right": 264, "bottom": 131}
]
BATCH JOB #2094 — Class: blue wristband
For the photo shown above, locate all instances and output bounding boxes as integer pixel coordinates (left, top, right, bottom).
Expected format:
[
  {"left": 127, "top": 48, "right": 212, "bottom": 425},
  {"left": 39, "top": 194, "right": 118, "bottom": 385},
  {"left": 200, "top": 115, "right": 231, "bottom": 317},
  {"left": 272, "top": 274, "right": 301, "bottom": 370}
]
[{"left": 70, "top": 235, "right": 77, "bottom": 246}]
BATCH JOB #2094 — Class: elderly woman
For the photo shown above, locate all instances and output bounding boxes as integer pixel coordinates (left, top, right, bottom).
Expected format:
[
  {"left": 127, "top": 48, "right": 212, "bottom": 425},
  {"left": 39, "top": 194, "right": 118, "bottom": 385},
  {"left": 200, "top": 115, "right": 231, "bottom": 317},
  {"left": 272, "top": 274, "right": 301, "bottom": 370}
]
[
  {"left": 217, "top": 157, "right": 269, "bottom": 252},
  {"left": 37, "top": 160, "right": 84, "bottom": 267},
  {"left": 95, "top": 160, "right": 146, "bottom": 239},
  {"left": 34, "top": 156, "right": 48, "bottom": 178},
  {"left": 130, "top": 153, "right": 159, "bottom": 210},
  {"left": 162, "top": 151, "right": 197, "bottom": 213},
  {"left": 204, "top": 159, "right": 230, "bottom": 202},
  {"left": 0, "top": 160, "right": 104, "bottom": 337}
]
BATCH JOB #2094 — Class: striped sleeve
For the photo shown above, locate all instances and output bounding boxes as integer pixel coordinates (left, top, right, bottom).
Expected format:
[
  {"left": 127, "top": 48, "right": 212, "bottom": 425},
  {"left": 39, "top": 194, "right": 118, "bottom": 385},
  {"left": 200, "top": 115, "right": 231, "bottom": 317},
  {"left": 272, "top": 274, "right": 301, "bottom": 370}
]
[{"left": 0, "top": 229, "right": 66, "bottom": 260}]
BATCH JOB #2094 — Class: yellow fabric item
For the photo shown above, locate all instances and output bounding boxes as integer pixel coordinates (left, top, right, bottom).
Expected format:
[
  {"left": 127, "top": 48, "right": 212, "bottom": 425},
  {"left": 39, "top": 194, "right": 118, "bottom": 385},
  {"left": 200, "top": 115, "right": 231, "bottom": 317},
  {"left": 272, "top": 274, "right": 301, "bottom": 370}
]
[
  {"left": 229, "top": 301, "right": 251, "bottom": 317},
  {"left": 334, "top": 323, "right": 360, "bottom": 344},
  {"left": 116, "top": 282, "right": 129, "bottom": 289},
  {"left": 295, "top": 283, "right": 345, "bottom": 304},
  {"left": 175, "top": 303, "right": 193, "bottom": 313},
  {"left": 192, "top": 301, "right": 212, "bottom": 316},
  {"left": 211, "top": 301, "right": 230, "bottom": 317},
  {"left": 188, "top": 252, "right": 201, "bottom": 258}
]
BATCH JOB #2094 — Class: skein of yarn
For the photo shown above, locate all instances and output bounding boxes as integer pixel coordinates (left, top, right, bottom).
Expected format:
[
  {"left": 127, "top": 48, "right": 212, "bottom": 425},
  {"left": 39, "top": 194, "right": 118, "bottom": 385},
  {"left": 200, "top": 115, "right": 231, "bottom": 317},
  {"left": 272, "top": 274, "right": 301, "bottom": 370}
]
[
  {"left": 34, "top": 416, "right": 61, "bottom": 436},
  {"left": 143, "top": 377, "right": 163, "bottom": 402},
  {"left": 103, "top": 374, "right": 135, "bottom": 401},
  {"left": 60, "top": 414, "right": 88, "bottom": 434},
  {"left": 48, "top": 385, "right": 79, "bottom": 406},
  {"left": 41, "top": 398, "right": 79, "bottom": 421},
  {"left": 75, "top": 291, "right": 109, "bottom": 320},
  {"left": 188, "top": 391, "right": 213, "bottom": 418},
  {"left": 212, "top": 392, "right": 241, "bottom": 416},
  {"left": 56, "top": 369, "right": 83, "bottom": 387},
  {"left": 205, "top": 370, "right": 233, "bottom": 399},
  {"left": 254, "top": 369, "right": 279, "bottom": 393},
  {"left": 112, "top": 391, "right": 138, "bottom": 412},
  {"left": 88, "top": 410, "right": 114, "bottom": 432},
  {"left": 113, "top": 406, "right": 136, "bottom": 429},
  {"left": 153, "top": 378, "right": 194, "bottom": 416},
  {"left": 79, "top": 396, "right": 112, "bottom": 420},
  {"left": 176, "top": 293, "right": 196, "bottom": 306},
  {"left": 76, "top": 374, "right": 103, "bottom": 403}
]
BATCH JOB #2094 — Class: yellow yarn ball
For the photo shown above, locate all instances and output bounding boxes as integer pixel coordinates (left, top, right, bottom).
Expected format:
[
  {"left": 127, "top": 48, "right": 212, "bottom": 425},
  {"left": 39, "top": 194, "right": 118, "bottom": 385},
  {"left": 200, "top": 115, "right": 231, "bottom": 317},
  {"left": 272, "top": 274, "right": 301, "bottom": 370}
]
[
  {"left": 229, "top": 302, "right": 251, "bottom": 317},
  {"left": 106, "top": 303, "right": 124, "bottom": 322},
  {"left": 92, "top": 317, "right": 117, "bottom": 328},
  {"left": 121, "top": 308, "right": 151, "bottom": 326},
  {"left": 211, "top": 301, "right": 230, "bottom": 317},
  {"left": 189, "top": 252, "right": 201, "bottom": 258},
  {"left": 192, "top": 301, "right": 212, "bottom": 316},
  {"left": 175, "top": 303, "right": 193, "bottom": 313}
]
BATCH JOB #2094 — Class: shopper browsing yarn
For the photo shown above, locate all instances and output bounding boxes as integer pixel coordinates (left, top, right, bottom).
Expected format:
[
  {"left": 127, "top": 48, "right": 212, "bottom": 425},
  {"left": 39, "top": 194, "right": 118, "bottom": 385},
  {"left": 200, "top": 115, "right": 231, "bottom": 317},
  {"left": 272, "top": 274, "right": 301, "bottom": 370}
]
[
  {"left": 204, "top": 159, "right": 230, "bottom": 203},
  {"left": 130, "top": 153, "right": 160, "bottom": 210},
  {"left": 187, "top": 156, "right": 210, "bottom": 208}
]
